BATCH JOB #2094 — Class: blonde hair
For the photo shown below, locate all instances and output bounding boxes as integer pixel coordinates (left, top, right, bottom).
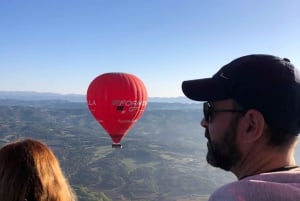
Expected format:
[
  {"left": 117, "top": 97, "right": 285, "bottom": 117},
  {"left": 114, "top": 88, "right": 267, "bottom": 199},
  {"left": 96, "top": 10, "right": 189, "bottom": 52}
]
[{"left": 0, "top": 139, "right": 77, "bottom": 201}]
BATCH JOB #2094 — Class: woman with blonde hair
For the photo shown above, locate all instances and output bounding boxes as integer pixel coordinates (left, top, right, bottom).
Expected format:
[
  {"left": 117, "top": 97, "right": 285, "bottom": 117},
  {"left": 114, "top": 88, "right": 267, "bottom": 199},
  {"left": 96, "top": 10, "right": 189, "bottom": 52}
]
[{"left": 0, "top": 139, "right": 77, "bottom": 201}]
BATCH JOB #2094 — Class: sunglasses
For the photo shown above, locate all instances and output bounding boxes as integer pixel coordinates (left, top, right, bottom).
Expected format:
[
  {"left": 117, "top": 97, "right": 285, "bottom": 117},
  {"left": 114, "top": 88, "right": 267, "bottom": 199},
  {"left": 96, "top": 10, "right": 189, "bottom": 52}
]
[{"left": 203, "top": 102, "right": 246, "bottom": 122}]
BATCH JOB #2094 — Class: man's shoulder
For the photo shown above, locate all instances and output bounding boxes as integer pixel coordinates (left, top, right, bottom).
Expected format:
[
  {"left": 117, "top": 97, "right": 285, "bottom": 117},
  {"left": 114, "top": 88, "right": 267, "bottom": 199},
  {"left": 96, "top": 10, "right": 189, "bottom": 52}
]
[
  {"left": 209, "top": 170, "right": 300, "bottom": 201},
  {"left": 208, "top": 180, "right": 248, "bottom": 201}
]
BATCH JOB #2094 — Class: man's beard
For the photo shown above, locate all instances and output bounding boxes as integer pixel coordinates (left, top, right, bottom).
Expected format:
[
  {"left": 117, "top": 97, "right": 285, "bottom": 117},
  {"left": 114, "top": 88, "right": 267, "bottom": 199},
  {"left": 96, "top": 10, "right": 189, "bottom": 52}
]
[{"left": 205, "top": 118, "right": 241, "bottom": 171}]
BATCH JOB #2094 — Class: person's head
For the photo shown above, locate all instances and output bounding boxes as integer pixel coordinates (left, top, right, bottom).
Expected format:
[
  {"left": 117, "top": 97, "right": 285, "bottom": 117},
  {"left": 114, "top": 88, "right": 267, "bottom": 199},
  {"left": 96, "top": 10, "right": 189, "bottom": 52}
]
[
  {"left": 0, "top": 139, "right": 77, "bottom": 201},
  {"left": 182, "top": 54, "right": 300, "bottom": 171}
]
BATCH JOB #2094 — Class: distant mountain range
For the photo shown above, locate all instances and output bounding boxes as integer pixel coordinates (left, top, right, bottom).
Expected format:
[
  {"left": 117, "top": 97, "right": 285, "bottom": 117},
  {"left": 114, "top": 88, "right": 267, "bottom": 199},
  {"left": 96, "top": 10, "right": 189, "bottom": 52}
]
[{"left": 0, "top": 91, "right": 194, "bottom": 103}]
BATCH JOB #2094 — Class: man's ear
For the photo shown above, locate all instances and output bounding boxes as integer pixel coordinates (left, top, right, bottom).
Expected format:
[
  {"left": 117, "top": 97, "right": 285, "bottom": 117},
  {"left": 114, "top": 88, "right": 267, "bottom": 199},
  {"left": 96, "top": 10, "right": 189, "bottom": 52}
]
[{"left": 238, "top": 109, "right": 265, "bottom": 143}]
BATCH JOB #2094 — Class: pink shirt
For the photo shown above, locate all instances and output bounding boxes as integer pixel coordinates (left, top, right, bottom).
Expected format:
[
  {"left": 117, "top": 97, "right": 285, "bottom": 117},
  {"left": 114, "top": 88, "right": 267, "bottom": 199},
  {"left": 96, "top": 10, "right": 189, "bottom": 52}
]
[{"left": 209, "top": 168, "right": 300, "bottom": 201}]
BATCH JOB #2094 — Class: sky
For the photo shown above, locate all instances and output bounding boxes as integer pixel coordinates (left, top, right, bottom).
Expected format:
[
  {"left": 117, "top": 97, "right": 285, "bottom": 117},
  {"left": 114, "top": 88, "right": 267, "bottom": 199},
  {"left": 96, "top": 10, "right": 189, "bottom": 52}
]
[{"left": 0, "top": 0, "right": 299, "bottom": 97}]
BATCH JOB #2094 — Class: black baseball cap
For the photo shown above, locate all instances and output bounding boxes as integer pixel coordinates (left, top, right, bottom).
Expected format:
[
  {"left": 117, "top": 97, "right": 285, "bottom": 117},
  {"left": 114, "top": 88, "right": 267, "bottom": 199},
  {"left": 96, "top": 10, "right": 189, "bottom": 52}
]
[{"left": 182, "top": 54, "right": 300, "bottom": 135}]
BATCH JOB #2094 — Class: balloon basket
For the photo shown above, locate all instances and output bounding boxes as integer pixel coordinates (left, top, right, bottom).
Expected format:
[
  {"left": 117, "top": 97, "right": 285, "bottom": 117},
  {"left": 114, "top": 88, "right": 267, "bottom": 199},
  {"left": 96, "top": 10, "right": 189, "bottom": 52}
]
[{"left": 112, "top": 143, "right": 122, "bottom": 148}]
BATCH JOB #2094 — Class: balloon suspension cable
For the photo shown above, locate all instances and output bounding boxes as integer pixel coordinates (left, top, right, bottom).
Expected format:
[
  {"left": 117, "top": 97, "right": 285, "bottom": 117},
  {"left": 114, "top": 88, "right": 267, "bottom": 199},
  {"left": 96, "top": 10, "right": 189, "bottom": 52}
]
[{"left": 112, "top": 143, "right": 122, "bottom": 148}]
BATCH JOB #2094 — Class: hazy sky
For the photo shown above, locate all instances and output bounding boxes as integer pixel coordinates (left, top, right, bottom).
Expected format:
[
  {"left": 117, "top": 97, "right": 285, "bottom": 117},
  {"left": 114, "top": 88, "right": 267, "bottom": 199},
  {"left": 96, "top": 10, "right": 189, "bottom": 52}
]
[{"left": 1, "top": 0, "right": 299, "bottom": 97}]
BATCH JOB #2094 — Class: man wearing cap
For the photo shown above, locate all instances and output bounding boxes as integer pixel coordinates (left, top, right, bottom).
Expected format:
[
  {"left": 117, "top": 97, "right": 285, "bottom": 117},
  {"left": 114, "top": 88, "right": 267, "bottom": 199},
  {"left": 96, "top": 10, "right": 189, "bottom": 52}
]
[{"left": 182, "top": 54, "right": 300, "bottom": 201}]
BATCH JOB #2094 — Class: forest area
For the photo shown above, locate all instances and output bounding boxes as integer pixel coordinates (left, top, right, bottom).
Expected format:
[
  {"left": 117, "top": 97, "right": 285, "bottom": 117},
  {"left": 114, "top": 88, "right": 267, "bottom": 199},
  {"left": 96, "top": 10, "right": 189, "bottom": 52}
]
[{"left": 0, "top": 98, "right": 239, "bottom": 201}]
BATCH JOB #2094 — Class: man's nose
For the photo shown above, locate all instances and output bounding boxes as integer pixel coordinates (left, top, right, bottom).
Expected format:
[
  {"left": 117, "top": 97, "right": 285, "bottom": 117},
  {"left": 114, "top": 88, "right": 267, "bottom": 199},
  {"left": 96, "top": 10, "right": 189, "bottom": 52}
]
[{"left": 201, "top": 118, "right": 208, "bottom": 128}]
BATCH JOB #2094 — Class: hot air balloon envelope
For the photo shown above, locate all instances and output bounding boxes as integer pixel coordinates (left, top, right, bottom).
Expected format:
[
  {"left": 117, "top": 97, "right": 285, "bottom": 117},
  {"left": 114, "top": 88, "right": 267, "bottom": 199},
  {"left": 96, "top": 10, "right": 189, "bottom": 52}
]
[{"left": 86, "top": 72, "right": 148, "bottom": 147}]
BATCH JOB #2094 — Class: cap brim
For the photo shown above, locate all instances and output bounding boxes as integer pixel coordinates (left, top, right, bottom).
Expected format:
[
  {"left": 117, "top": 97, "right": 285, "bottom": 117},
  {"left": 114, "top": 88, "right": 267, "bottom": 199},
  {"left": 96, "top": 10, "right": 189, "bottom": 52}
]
[{"left": 182, "top": 78, "right": 229, "bottom": 101}]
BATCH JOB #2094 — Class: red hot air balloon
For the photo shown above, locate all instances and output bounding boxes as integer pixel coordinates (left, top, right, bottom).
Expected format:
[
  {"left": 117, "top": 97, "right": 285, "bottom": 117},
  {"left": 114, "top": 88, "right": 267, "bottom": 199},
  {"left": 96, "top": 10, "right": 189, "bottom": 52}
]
[{"left": 86, "top": 72, "right": 148, "bottom": 148}]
